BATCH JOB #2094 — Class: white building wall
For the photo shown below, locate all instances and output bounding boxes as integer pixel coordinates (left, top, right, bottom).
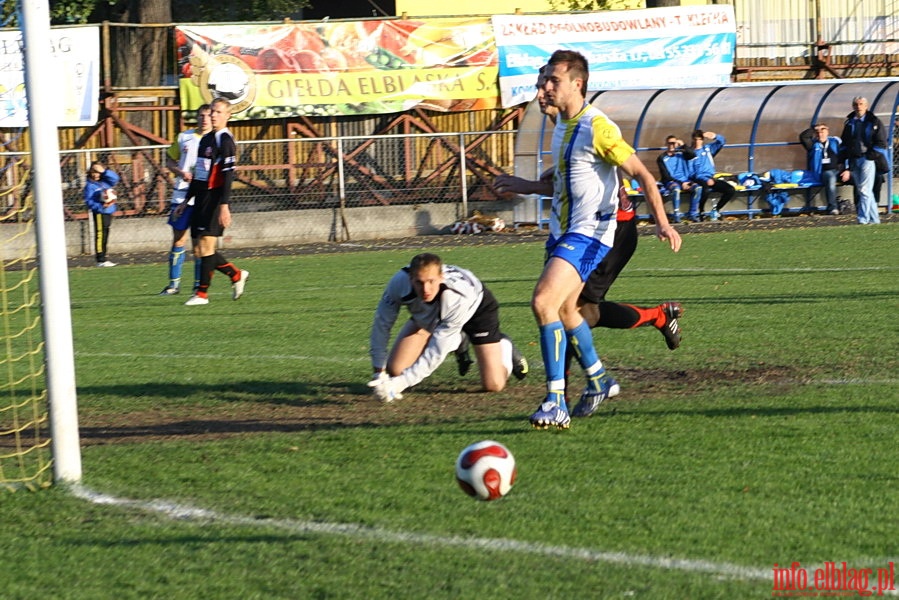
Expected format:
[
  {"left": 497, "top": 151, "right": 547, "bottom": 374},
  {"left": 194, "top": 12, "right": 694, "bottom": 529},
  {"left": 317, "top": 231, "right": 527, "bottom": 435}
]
[{"left": 724, "top": 0, "right": 899, "bottom": 60}]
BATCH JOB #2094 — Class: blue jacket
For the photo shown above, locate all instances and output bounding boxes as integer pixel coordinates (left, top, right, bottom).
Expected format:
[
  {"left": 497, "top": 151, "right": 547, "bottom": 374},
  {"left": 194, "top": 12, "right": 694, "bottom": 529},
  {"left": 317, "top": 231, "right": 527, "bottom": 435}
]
[
  {"left": 83, "top": 169, "right": 120, "bottom": 214},
  {"left": 688, "top": 134, "right": 725, "bottom": 182},
  {"left": 799, "top": 127, "right": 841, "bottom": 184},
  {"left": 657, "top": 148, "right": 695, "bottom": 185}
]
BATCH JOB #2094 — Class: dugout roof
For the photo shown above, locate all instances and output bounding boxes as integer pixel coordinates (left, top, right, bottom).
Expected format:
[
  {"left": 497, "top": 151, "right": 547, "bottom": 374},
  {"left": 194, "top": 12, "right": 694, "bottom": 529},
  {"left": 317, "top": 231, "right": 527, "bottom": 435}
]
[{"left": 514, "top": 78, "right": 899, "bottom": 200}]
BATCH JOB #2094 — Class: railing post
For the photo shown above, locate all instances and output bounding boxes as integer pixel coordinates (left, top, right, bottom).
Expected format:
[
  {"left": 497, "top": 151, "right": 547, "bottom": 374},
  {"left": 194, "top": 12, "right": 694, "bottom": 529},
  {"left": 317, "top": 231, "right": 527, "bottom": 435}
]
[
  {"left": 459, "top": 133, "right": 468, "bottom": 220},
  {"left": 335, "top": 136, "right": 349, "bottom": 242}
]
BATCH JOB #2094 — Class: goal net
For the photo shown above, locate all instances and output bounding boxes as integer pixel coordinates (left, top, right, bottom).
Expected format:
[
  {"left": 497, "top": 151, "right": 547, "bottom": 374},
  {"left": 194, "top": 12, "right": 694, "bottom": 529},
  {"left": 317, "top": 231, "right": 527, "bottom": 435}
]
[
  {"left": 1, "top": 0, "right": 83, "bottom": 491},
  {"left": 0, "top": 166, "right": 53, "bottom": 491}
]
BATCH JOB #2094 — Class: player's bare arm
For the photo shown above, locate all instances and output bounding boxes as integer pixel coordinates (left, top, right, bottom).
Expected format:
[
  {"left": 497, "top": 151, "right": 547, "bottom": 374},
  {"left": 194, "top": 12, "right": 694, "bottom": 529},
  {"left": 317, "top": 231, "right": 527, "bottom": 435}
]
[
  {"left": 493, "top": 173, "right": 553, "bottom": 197},
  {"left": 619, "top": 154, "right": 682, "bottom": 253},
  {"left": 166, "top": 156, "right": 192, "bottom": 183},
  {"left": 218, "top": 203, "right": 232, "bottom": 229}
]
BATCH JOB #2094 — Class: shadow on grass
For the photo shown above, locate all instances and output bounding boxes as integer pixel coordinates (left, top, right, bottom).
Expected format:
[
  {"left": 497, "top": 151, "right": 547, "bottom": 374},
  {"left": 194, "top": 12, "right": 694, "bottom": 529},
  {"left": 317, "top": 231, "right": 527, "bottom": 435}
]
[
  {"left": 637, "top": 402, "right": 899, "bottom": 420},
  {"left": 76, "top": 380, "right": 369, "bottom": 406},
  {"left": 74, "top": 378, "right": 535, "bottom": 445},
  {"left": 76, "top": 411, "right": 529, "bottom": 446},
  {"left": 75, "top": 363, "right": 895, "bottom": 445}
]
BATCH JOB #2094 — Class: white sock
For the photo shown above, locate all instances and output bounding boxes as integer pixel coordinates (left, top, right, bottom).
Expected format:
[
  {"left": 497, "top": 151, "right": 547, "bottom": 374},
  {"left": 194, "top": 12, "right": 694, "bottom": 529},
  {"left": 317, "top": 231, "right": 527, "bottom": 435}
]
[{"left": 499, "top": 336, "right": 513, "bottom": 379}]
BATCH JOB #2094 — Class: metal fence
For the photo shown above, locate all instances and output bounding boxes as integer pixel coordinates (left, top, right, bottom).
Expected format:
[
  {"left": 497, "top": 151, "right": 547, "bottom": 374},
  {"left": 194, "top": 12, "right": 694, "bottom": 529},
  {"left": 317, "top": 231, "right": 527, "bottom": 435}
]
[{"left": 0, "top": 130, "right": 516, "bottom": 230}]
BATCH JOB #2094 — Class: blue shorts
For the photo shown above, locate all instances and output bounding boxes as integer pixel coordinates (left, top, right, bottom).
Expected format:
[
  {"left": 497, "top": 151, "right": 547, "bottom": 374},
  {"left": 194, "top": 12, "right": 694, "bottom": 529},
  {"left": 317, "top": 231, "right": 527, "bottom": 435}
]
[
  {"left": 545, "top": 232, "right": 611, "bottom": 282},
  {"left": 167, "top": 202, "right": 194, "bottom": 231}
]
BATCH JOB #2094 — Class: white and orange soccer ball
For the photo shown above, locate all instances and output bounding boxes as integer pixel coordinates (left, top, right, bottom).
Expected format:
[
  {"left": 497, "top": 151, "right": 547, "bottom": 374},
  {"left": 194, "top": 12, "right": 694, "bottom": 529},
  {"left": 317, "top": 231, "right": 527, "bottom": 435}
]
[{"left": 454, "top": 440, "right": 517, "bottom": 501}]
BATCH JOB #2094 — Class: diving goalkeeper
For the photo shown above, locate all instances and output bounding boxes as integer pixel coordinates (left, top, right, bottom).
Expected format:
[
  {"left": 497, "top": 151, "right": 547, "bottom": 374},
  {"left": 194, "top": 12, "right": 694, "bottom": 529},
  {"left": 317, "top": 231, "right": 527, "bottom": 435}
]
[{"left": 368, "top": 252, "right": 528, "bottom": 402}]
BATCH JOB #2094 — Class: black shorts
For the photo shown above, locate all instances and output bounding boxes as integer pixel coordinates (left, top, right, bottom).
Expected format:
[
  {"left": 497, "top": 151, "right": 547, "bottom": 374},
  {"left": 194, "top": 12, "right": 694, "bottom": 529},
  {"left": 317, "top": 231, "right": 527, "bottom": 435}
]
[
  {"left": 579, "top": 218, "right": 638, "bottom": 304},
  {"left": 190, "top": 184, "right": 226, "bottom": 238},
  {"left": 462, "top": 287, "right": 503, "bottom": 345}
]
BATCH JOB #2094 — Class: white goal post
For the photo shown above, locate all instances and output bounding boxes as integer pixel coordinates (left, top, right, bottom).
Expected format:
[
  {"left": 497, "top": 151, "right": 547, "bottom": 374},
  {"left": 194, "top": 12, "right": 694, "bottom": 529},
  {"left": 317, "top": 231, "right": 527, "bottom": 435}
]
[{"left": 22, "top": 0, "right": 82, "bottom": 484}]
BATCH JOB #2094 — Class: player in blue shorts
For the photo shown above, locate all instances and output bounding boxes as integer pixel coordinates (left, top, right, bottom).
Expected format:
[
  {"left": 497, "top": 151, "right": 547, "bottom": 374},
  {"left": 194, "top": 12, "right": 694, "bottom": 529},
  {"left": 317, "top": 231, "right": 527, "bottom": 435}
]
[
  {"left": 494, "top": 50, "right": 681, "bottom": 429},
  {"left": 160, "top": 104, "right": 211, "bottom": 295},
  {"left": 535, "top": 68, "right": 684, "bottom": 371}
]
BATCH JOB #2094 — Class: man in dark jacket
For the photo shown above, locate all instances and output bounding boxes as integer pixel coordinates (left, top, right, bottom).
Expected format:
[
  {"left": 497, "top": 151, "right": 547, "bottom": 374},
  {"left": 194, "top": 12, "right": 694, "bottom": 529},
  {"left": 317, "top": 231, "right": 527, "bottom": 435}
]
[{"left": 838, "top": 97, "right": 887, "bottom": 224}]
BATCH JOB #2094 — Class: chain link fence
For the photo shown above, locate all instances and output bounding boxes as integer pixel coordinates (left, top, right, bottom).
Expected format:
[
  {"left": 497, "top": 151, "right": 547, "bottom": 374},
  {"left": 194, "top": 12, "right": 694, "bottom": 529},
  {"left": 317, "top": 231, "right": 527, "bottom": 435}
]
[{"left": 0, "top": 129, "right": 517, "bottom": 250}]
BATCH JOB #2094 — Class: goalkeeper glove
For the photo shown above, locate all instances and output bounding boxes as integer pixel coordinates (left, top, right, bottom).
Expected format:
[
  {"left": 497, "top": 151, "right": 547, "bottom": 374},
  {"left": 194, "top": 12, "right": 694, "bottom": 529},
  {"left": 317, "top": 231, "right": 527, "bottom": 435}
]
[{"left": 367, "top": 373, "right": 404, "bottom": 403}]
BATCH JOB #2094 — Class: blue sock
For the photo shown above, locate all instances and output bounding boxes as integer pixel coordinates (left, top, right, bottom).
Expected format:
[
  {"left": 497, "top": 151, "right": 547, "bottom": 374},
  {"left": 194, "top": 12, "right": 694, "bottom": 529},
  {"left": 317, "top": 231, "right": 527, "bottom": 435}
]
[
  {"left": 539, "top": 322, "right": 566, "bottom": 393},
  {"left": 168, "top": 246, "right": 186, "bottom": 288},
  {"left": 568, "top": 320, "right": 604, "bottom": 381}
]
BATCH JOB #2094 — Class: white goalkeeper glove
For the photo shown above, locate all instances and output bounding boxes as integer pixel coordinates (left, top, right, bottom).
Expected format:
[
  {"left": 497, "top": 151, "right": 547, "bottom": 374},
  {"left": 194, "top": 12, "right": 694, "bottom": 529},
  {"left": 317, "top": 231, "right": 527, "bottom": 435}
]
[{"left": 367, "top": 372, "right": 404, "bottom": 403}]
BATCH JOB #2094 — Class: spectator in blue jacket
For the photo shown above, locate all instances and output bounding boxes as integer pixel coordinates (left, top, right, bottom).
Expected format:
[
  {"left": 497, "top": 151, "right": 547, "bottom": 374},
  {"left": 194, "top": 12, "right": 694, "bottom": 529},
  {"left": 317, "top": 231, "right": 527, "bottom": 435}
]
[
  {"left": 657, "top": 135, "right": 699, "bottom": 222},
  {"left": 799, "top": 123, "right": 841, "bottom": 215},
  {"left": 838, "top": 97, "right": 886, "bottom": 224},
  {"left": 83, "top": 160, "right": 120, "bottom": 267},
  {"left": 688, "top": 129, "right": 734, "bottom": 221}
]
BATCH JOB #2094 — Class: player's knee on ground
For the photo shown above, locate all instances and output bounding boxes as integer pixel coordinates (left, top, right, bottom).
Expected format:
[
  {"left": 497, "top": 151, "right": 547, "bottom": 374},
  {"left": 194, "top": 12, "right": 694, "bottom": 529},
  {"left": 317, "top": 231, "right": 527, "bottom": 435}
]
[
  {"left": 475, "top": 343, "right": 507, "bottom": 392},
  {"left": 481, "top": 377, "right": 506, "bottom": 393}
]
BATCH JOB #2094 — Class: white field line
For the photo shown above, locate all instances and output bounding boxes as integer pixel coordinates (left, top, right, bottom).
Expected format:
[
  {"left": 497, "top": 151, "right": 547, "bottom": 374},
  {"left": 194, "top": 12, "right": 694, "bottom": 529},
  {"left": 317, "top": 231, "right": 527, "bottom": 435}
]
[
  {"left": 70, "top": 485, "right": 899, "bottom": 595},
  {"left": 71, "top": 485, "right": 769, "bottom": 583}
]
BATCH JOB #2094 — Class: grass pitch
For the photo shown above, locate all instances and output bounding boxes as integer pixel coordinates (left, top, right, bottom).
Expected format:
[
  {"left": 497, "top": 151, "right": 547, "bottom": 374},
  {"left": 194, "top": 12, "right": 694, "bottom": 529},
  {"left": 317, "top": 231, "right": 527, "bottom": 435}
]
[{"left": 2, "top": 223, "right": 898, "bottom": 599}]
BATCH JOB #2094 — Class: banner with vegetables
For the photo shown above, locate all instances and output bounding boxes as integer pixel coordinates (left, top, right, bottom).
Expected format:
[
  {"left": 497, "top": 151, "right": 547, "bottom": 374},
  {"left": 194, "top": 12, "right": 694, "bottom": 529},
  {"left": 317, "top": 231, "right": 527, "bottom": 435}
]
[{"left": 176, "top": 19, "right": 500, "bottom": 120}]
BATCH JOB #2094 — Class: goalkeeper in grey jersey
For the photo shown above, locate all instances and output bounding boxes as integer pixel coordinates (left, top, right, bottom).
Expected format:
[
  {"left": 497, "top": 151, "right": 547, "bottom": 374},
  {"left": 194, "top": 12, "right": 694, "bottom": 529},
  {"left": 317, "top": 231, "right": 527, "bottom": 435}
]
[{"left": 368, "top": 253, "right": 528, "bottom": 402}]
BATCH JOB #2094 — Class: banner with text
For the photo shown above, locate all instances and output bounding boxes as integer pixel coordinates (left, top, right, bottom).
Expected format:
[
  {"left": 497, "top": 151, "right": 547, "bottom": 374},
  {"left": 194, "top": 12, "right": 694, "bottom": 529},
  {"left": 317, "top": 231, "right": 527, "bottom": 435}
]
[
  {"left": 176, "top": 19, "right": 500, "bottom": 120},
  {"left": 0, "top": 26, "right": 99, "bottom": 127},
  {"left": 492, "top": 5, "right": 736, "bottom": 107}
]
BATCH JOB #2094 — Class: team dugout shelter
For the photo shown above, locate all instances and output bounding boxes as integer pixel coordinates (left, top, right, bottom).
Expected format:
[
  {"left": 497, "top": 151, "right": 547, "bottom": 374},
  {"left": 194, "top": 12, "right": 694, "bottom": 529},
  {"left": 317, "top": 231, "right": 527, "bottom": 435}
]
[{"left": 513, "top": 78, "right": 899, "bottom": 223}]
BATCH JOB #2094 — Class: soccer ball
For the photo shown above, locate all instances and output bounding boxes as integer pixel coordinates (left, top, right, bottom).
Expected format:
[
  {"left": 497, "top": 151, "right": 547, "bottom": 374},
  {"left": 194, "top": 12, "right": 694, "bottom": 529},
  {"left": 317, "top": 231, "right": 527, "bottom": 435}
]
[{"left": 454, "top": 440, "right": 516, "bottom": 501}]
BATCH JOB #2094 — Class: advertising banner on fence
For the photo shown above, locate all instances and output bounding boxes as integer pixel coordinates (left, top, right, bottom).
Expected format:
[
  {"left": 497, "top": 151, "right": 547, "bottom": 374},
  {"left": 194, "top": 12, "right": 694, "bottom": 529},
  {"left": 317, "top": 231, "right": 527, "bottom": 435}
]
[
  {"left": 0, "top": 26, "right": 99, "bottom": 127},
  {"left": 492, "top": 5, "right": 736, "bottom": 107},
  {"left": 176, "top": 19, "right": 501, "bottom": 120}
]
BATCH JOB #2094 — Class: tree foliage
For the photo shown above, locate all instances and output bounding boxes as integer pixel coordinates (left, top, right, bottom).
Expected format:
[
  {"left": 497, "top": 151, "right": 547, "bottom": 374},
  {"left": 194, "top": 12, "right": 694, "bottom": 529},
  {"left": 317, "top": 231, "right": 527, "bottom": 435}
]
[
  {"left": 171, "top": 0, "right": 310, "bottom": 23},
  {"left": 1, "top": 0, "right": 312, "bottom": 26},
  {"left": 51, "top": 0, "right": 111, "bottom": 23},
  {"left": 547, "top": 0, "right": 638, "bottom": 11}
]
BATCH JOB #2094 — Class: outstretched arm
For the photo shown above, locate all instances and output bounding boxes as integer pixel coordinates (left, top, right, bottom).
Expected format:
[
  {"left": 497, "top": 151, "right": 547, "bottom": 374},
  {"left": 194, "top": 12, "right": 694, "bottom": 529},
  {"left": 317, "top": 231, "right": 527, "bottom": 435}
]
[
  {"left": 493, "top": 172, "right": 553, "bottom": 197},
  {"left": 619, "top": 154, "right": 682, "bottom": 253}
]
